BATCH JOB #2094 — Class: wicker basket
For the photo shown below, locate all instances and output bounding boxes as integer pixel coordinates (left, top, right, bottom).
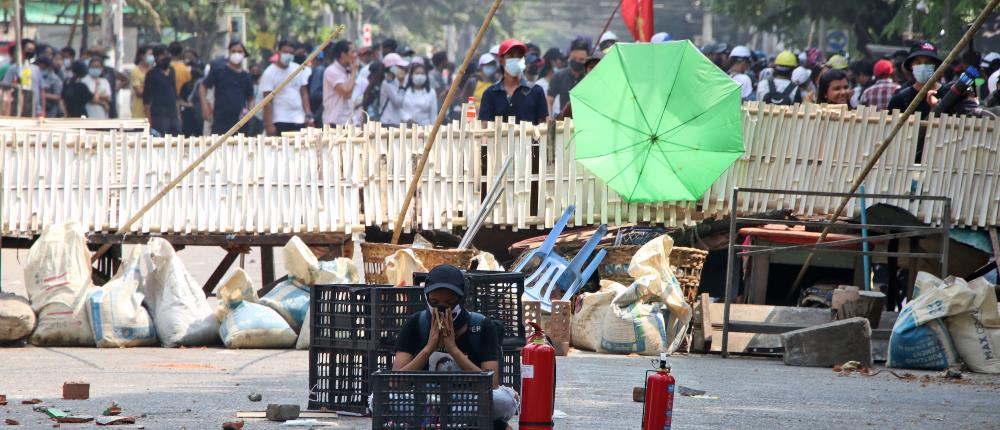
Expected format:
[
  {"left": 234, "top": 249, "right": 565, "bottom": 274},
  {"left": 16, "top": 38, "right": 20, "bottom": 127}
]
[
  {"left": 596, "top": 245, "right": 708, "bottom": 305},
  {"left": 360, "top": 243, "right": 476, "bottom": 284}
]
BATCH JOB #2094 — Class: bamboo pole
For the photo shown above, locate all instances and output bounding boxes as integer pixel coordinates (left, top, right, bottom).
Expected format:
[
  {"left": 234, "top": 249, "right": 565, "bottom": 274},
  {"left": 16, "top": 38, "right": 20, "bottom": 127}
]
[
  {"left": 90, "top": 26, "right": 345, "bottom": 262},
  {"left": 787, "top": 0, "right": 1000, "bottom": 298},
  {"left": 389, "top": 0, "right": 504, "bottom": 244}
]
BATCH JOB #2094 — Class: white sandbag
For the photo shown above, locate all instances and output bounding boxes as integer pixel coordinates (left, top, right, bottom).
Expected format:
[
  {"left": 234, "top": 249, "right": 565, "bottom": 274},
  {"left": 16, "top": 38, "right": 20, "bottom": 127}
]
[
  {"left": 89, "top": 247, "right": 158, "bottom": 347},
  {"left": 296, "top": 308, "right": 311, "bottom": 350},
  {"left": 217, "top": 268, "right": 297, "bottom": 349},
  {"left": 946, "top": 277, "right": 1000, "bottom": 373},
  {"left": 259, "top": 278, "right": 310, "bottom": 332},
  {"left": 384, "top": 249, "right": 427, "bottom": 287},
  {"left": 0, "top": 293, "right": 36, "bottom": 343},
  {"left": 571, "top": 280, "right": 626, "bottom": 351},
  {"left": 140, "top": 238, "right": 220, "bottom": 347},
  {"left": 597, "top": 236, "right": 692, "bottom": 355},
  {"left": 472, "top": 252, "right": 504, "bottom": 271},
  {"left": 888, "top": 272, "right": 978, "bottom": 370},
  {"left": 284, "top": 236, "right": 321, "bottom": 285},
  {"left": 296, "top": 258, "right": 361, "bottom": 349},
  {"left": 24, "top": 222, "right": 95, "bottom": 346}
]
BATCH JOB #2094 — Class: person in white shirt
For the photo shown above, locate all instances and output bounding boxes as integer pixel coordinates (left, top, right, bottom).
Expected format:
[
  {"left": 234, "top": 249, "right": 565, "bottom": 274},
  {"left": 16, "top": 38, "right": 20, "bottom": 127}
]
[
  {"left": 379, "top": 53, "right": 410, "bottom": 126},
  {"left": 81, "top": 57, "right": 112, "bottom": 119},
  {"left": 261, "top": 40, "right": 313, "bottom": 135},
  {"left": 727, "top": 45, "right": 754, "bottom": 102},
  {"left": 400, "top": 63, "right": 438, "bottom": 126}
]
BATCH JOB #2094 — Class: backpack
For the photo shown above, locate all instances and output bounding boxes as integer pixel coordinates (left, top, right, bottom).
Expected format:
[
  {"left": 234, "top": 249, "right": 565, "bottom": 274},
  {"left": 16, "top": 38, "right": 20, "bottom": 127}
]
[
  {"left": 761, "top": 79, "right": 800, "bottom": 105},
  {"left": 416, "top": 310, "right": 503, "bottom": 367}
]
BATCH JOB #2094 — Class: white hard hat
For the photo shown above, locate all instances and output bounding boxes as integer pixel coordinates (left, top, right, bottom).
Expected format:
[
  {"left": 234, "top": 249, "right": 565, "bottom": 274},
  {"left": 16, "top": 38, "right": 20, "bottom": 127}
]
[
  {"left": 791, "top": 66, "right": 812, "bottom": 86},
  {"left": 988, "top": 69, "right": 998, "bottom": 94},
  {"left": 729, "top": 45, "right": 752, "bottom": 58},
  {"left": 982, "top": 52, "right": 1000, "bottom": 68},
  {"left": 489, "top": 44, "right": 500, "bottom": 56},
  {"left": 650, "top": 32, "right": 671, "bottom": 44},
  {"left": 599, "top": 31, "right": 618, "bottom": 44},
  {"left": 478, "top": 53, "right": 496, "bottom": 66}
]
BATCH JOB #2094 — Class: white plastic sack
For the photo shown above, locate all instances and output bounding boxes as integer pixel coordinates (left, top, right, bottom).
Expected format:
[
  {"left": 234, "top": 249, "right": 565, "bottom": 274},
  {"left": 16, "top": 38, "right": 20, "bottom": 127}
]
[
  {"left": 259, "top": 279, "right": 310, "bottom": 332},
  {"left": 296, "top": 258, "right": 361, "bottom": 349},
  {"left": 140, "top": 238, "right": 220, "bottom": 347},
  {"left": 472, "top": 252, "right": 504, "bottom": 271},
  {"left": 598, "top": 236, "right": 692, "bottom": 355},
  {"left": 24, "top": 222, "right": 96, "bottom": 346},
  {"left": 888, "top": 272, "right": 978, "bottom": 370},
  {"left": 946, "top": 277, "right": 1000, "bottom": 373},
  {"left": 0, "top": 293, "right": 36, "bottom": 343},
  {"left": 571, "top": 280, "right": 627, "bottom": 351},
  {"left": 284, "top": 236, "right": 321, "bottom": 285},
  {"left": 89, "top": 247, "right": 158, "bottom": 347},
  {"left": 217, "top": 268, "right": 297, "bottom": 349},
  {"left": 384, "top": 249, "right": 427, "bottom": 287}
]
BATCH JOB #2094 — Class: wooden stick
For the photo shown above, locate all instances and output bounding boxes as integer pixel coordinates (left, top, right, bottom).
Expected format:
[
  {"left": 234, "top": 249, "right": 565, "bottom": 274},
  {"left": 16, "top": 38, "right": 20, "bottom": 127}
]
[
  {"left": 90, "top": 26, "right": 345, "bottom": 262},
  {"left": 787, "top": 0, "right": 999, "bottom": 298},
  {"left": 389, "top": 0, "right": 504, "bottom": 244}
]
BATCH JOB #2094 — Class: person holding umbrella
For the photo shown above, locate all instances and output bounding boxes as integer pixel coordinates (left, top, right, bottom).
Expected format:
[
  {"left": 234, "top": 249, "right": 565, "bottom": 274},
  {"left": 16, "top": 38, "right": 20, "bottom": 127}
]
[{"left": 478, "top": 38, "right": 548, "bottom": 124}]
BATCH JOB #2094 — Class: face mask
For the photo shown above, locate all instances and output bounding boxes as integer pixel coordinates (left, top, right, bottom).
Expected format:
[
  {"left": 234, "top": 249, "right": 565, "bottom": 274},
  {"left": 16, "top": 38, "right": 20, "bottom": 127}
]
[
  {"left": 504, "top": 57, "right": 525, "bottom": 76},
  {"left": 427, "top": 300, "right": 462, "bottom": 321},
  {"left": 569, "top": 59, "right": 585, "bottom": 72},
  {"left": 912, "top": 63, "right": 935, "bottom": 84},
  {"left": 482, "top": 64, "right": 497, "bottom": 76},
  {"left": 88, "top": 67, "right": 103, "bottom": 78},
  {"left": 229, "top": 52, "right": 245, "bottom": 65},
  {"left": 389, "top": 65, "right": 403, "bottom": 78},
  {"left": 62, "top": 58, "right": 72, "bottom": 69},
  {"left": 411, "top": 73, "right": 427, "bottom": 86},
  {"left": 294, "top": 54, "right": 307, "bottom": 64},
  {"left": 145, "top": 54, "right": 156, "bottom": 66},
  {"left": 279, "top": 53, "right": 295, "bottom": 66}
]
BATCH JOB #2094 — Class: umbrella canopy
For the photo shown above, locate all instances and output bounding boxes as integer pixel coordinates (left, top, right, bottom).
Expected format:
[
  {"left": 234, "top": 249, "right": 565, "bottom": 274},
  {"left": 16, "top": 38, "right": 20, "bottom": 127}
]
[{"left": 570, "top": 41, "right": 744, "bottom": 202}]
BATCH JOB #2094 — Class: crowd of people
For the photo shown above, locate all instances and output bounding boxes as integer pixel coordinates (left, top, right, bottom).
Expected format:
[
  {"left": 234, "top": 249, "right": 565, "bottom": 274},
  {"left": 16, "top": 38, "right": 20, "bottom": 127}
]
[{"left": 3, "top": 31, "right": 999, "bottom": 136}]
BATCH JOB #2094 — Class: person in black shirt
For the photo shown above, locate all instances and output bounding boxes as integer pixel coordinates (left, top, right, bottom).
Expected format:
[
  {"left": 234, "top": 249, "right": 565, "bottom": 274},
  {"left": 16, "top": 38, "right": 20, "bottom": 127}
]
[
  {"left": 61, "top": 61, "right": 93, "bottom": 118},
  {"left": 547, "top": 38, "right": 589, "bottom": 116},
  {"left": 393, "top": 265, "right": 519, "bottom": 430},
  {"left": 477, "top": 38, "right": 548, "bottom": 124},
  {"left": 201, "top": 41, "right": 254, "bottom": 134},
  {"left": 887, "top": 41, "right": 943, "bottom": 118},
  {"left": 144, "top": 44, "right": 181, "bottom": 136}
]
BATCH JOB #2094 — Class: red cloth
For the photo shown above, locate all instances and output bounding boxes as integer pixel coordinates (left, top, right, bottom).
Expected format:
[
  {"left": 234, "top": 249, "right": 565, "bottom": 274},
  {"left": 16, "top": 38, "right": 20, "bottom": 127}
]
[{"left": 621, "top": 0, "right": 654, "bottom": 42}]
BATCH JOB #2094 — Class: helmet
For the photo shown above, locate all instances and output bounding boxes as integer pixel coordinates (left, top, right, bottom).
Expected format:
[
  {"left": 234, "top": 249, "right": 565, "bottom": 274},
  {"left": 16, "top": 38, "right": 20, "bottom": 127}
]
[
  {"left": 775, "top": 50, "right": 798, "bottom": 67},
  {"left": 729, "top": 45, "right": 752, "bottom": 59},
  {"left": 826, "top": 54, "right": 848, "bottom": 70}
]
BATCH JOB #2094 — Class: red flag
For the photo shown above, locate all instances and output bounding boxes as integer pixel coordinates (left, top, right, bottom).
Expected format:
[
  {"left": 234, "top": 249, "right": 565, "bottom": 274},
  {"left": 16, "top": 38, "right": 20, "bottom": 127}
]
[{"left": 621, "top": 0, "right": 654, "bottom": 42}]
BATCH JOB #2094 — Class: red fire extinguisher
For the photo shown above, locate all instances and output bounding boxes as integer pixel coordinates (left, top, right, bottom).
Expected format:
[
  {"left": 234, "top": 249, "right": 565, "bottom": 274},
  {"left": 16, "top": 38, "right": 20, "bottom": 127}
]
[
  {"left": 642, "top": 353, "right": 676, "bottom": 430},
  {"left": 519, "top": 322, "right": 555, "bottom": 430}
]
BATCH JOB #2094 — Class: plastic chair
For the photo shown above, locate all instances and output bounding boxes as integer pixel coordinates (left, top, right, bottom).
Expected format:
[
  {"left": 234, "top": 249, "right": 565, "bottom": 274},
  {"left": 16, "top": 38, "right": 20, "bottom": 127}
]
[{"left": 514, "top": 206, "right": 608, "bottom": 312}]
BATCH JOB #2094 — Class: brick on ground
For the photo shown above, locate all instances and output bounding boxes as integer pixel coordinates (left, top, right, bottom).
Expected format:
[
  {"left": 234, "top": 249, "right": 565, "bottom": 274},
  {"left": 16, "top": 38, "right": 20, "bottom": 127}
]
[{"left": 781, "top": 317, "right": 872, "bottom": 368}]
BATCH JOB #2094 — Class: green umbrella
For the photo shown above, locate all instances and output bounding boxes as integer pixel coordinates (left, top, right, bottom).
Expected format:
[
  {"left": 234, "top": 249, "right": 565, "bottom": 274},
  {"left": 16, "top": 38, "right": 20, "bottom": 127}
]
[{"left": 569, "top": 41, "right": 744, "bottom": 202}]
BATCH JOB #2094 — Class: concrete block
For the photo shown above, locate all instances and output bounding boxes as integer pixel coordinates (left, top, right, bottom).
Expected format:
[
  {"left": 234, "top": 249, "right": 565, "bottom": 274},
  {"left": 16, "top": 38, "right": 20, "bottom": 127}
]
[
  {"left": 62, "top": 382, "right": 89, "bottom": 400},
  {"left": 266, "top": 404, "right": 300, "bottom": 422},
  {"left": 781, "top": 317, "right": 872, "bottom": 368}
]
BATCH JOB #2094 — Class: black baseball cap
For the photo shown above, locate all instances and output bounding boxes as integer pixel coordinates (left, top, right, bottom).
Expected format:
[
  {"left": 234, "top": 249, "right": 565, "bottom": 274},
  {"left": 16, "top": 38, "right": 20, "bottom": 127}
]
[
  {"left": 424, "top": 265, "right": 465, "bottom": 297},
  {"left": 904, "top": 41, "right": 942, "bottom": 71}
]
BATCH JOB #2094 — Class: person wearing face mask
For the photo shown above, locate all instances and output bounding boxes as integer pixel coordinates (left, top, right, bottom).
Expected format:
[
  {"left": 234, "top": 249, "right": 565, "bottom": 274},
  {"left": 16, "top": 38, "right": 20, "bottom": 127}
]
[
  {"left": 464, "top": 53, "right": 498, "bottom": 107},
  {"left": 378, "top": 53, "right": 411, "bottom": 127},
  {"left": 294, "top": 42, "right": 311, "bottom": 66},
  {"left": 399, "top": 63, "right": 438, "bottom": 125},
  {"left": 35, "top": 56, "right": 65, "bottom": 118},
  {"left": 129, "top": 45, "right": 153, "bottom": 119},
  {"left": 200, "top": 41, "right": 254, "bottom": 134},
  {"left": 61, "top": 61, "right": 94, "bottom": 118},
  {"left": 143, "top": 44, "right": 181, "bottom": 135},
  {"left": 888, "top": 41, "right": 943, "bottom": 118},
  {"left": 61, "top": 47, "right": 76, "bottom": 75},
  {"left": 479, "top": 38, "right": 548, "bottom": 124},
  {"left": 261, "top": 40, "right": 314, "bottom": 135},
  {"left": 81, "top": 56, "right": 112, "bottom": 119},
  {"left": 393, "top": 265, "right": 519, "bottom": 430},
  {"left": 322, "top": 40, "right": 359, "bottom": 126},
  {"left": 547, "top": 39, "right": 589, "bottom": 116}
]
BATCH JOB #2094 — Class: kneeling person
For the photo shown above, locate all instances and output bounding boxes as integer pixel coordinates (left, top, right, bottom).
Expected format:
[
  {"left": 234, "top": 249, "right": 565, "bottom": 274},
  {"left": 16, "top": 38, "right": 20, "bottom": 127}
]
[{"left": 393, "top": 264, "right": 518, "bottom": 429}]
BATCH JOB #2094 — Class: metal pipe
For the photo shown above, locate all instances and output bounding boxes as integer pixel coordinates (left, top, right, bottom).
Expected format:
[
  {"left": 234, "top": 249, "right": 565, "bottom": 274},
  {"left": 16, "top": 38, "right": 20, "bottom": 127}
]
[{"left": 721, "top": 187, "right": 739, "bottom": 358}]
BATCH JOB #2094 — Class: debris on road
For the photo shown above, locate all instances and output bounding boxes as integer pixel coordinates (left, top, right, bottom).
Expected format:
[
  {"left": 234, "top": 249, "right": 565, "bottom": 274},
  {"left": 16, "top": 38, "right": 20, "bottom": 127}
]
[
  {"left": 45, "top": 408, "right": 68, "bottom": 418},
  {"left": 222, "top": 420, "right": 245, "bottom": 430},
  {"left": 4, "top": 418, "right": 19, "bottom": 425},
  {"left": 21, "top": 399, "right": 42, "bottom": 405},
  {"left": 62, "top": 382, "right": 90, "bottom": 400},
  {"left": 95, "top": 416, "right": 136, "bottom": 426},
  {"left": 939, "top": 369, "right": 963, "bottom": 379},
  {"left": 0, "top": 394, "right": 6, "bottom": 405},
  {"left": 281, "top": 419, "right": 336, "bottom": 427},
  {"left": 103, "top": 402, "right": 122, "bottom": 416},
  {"left": 247, "top": 392, "right": 262, "bottom": 402},
  {"left": 53, "top": 415, "right": 95, "bottom": 424},
  {"left": 266, "top": 404, "right": 301, "bottom": 422}
]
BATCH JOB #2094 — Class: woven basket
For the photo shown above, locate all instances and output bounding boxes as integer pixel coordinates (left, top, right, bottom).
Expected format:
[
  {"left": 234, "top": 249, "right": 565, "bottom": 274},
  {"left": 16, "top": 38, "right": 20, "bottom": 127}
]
[
  {"left": 361, "top": 243, "right": 476, "bottom": 284},
  {"left": 595, "top": 245, "right": 708, "bottom": 305}
]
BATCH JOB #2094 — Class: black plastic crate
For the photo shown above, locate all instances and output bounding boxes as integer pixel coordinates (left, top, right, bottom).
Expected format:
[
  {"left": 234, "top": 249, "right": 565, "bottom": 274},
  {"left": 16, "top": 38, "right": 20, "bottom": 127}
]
[
  {"left": 309, "top": 285, "right": 425, "bottom": 413},
  {"left": 413, "top": 270, "right": 525, "bottom": 342},
  {"left": 371, "top": 371, "right": 494, "bottom": 430},
  {"left": 502, "top": 346, "right": 522, "bottom": 392}
]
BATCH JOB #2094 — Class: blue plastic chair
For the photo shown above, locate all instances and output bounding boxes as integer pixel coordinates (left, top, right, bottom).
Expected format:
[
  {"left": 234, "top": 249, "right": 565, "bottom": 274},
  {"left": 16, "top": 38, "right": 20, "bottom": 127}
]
[{"left": 513, "top": 205, "right": 608, "bottom": 312}]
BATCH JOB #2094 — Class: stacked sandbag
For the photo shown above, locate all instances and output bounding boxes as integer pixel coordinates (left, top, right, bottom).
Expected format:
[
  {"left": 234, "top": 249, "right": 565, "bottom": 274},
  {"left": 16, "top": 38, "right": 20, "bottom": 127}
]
[
  {"left": 88, "top": 247, "right": 158, "bottom": 347},
  {"left": 24, "top": 222, "right": 96, "bottom": 346},
  {"left": 0, "top": 293, "right": 36, "bottom": 343},
  {"left": 139, "top": 238, "right": 220, "bottom": 347},
  {"left": 259, "top": 237, "right": 319, "bottom": 332},
  {"left": 217, "top": 268, "right": 297, "bottom": 349},
  {"left": 888, "top": 272, "right": 977, "bottom": 370},
  {"left": 945, "top": 276, "right": 1000, "bottom": 373}
]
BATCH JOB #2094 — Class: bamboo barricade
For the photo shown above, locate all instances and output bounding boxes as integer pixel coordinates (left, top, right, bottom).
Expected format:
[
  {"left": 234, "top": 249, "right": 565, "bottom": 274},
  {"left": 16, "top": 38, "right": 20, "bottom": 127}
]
[{"left": 2, "top": 103, "right": 999, "bottom": 236}]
